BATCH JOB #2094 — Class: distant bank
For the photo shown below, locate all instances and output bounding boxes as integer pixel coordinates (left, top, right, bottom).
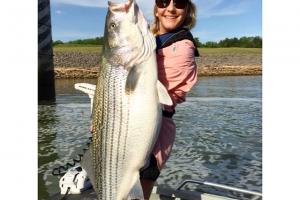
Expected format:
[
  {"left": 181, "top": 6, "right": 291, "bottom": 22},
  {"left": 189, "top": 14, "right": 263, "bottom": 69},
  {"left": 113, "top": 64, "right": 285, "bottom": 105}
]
[{"left": 53, "top": 45, "right": 262, "bottom": 78}]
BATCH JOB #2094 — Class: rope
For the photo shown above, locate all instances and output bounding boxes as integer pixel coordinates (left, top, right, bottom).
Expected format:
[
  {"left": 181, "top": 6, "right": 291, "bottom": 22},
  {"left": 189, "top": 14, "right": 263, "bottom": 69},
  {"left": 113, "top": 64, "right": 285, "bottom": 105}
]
[
  {"left": 60, "top": 187, "right": 71, "bottom": 200},
  {"left": 52, "top": 136, "right": 92, "bottom": 176}
]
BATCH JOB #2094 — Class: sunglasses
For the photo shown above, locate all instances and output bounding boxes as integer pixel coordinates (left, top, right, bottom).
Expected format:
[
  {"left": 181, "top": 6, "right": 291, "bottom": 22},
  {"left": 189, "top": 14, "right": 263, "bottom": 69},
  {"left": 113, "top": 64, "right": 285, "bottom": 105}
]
[{"left": 155, "top": 0, "right": 188, "bottom": 9}]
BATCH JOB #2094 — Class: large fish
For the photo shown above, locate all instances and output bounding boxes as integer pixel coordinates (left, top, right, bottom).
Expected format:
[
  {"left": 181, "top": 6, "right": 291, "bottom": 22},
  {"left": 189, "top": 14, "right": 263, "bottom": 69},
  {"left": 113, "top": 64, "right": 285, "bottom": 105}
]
[{"left": 81, "top": 0, "right": 172, "bottom": 199}]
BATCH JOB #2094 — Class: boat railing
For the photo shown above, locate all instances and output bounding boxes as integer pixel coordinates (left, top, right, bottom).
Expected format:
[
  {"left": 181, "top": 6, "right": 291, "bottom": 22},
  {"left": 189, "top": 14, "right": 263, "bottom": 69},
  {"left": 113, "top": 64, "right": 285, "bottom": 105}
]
[
  {"left": 176, "top": 179, "right": 262, "bottom": 200},
  {"left": 74, "top": 83, "right": 96, "bottom": 111}
]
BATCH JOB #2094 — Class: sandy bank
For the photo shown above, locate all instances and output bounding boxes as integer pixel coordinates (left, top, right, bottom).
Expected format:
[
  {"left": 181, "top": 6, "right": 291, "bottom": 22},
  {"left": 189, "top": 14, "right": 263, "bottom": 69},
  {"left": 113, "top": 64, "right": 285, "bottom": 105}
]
[
  {"left": 54, "top": 65, "right": 262, "bottom": 79},
  {"left": 53, "top": 48, "right": 262, "bottom": 78}
]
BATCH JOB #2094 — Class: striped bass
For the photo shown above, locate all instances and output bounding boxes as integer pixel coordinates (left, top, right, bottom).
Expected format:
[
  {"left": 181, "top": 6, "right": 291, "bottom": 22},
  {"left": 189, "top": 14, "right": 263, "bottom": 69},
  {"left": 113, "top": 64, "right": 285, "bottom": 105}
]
[{"left": 81, "top": 0, "right": 172, "bottom": 199}]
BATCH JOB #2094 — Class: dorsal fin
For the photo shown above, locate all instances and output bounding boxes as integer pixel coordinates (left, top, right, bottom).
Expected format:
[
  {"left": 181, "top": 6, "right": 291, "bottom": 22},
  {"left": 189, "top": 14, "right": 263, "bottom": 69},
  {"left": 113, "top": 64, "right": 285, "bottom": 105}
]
[{"left": 108, "top": 0, "right": 133, "bottom": 12}]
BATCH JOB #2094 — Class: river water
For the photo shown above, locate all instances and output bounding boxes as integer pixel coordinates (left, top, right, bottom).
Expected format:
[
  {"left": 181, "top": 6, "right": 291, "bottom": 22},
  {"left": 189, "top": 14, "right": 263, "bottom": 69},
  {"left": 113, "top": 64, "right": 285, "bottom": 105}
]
[{"left": 38, "top": 76, "right": 262, "bottom": 200}]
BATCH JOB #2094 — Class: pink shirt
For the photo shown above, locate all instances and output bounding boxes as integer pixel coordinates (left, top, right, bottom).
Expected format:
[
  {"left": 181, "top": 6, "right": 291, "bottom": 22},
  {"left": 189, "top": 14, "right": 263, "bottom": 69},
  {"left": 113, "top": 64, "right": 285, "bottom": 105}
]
[
  {"left": 153, "top": 39, "right": 198, "bottom": 170},
  {"left": 157, "top": 39, "right": 198, "bottom": 110}
]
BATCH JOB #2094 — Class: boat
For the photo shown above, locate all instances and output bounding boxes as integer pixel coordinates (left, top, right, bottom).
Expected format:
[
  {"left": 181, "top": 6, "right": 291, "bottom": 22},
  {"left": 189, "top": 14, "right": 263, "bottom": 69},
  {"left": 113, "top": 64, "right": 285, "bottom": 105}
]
[
  {"left": 48, "top": 83, "right": 262, "bottom": 200},
  {"left": 49, "top": 178, "right": 262, "bottom": 200}
]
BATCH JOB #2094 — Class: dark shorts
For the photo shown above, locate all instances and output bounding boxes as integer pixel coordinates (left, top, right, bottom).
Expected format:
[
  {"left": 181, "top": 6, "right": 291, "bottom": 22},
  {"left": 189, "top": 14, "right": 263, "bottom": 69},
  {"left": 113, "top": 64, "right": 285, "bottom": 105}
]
[{"left": 140, "top": 154, "right": 160, "bottom": 181}]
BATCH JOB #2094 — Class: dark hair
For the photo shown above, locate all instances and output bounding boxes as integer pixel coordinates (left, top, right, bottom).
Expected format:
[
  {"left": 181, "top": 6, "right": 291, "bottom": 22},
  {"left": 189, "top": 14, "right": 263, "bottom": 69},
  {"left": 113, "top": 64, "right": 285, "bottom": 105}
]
[{"left": 151, "top": 0, "right": 197, "bottom": 35}]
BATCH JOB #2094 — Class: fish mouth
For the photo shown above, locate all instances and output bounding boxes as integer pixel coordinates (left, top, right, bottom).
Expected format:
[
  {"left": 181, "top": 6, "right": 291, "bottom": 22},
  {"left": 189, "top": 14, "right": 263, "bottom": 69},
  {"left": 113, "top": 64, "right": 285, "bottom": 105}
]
[{"left": 108, "top": 0, "right": 133, "bottom": 12}]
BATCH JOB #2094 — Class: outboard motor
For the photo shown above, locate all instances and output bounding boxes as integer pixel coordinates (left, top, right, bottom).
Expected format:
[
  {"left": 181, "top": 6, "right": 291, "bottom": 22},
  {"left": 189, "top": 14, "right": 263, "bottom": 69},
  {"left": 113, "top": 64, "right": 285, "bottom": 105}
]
[{"left": 59, "top": 165, "right": 92, "bottom": 195}]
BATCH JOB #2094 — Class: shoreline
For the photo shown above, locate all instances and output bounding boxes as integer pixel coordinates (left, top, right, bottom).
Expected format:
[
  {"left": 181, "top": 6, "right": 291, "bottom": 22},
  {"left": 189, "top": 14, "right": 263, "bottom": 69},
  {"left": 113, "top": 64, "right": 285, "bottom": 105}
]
[
  {"left": 54, "top": 65, "right": 262, "bottom": 79},
  {"left": 53, "top": 47, "right": 262, "bottom": 79}
]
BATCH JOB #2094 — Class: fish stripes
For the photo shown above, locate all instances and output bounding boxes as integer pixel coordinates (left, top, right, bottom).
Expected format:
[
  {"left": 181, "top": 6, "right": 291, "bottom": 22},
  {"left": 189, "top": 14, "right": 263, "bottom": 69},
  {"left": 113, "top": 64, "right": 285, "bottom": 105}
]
[
  {"left": 116, "top": 73, "right": 123, "bottom": 193},
  {"left": 107, "top": 65, "right": 115, "bottom": 199},
  {"left": 90, "top": 63, "right": 130, "bottom": 199},
  {"left": 101, "top": 65, "right": 109, "bottom": 199},
  {"left": 91, "top": 64, "right": 104, "bottom": 197}
]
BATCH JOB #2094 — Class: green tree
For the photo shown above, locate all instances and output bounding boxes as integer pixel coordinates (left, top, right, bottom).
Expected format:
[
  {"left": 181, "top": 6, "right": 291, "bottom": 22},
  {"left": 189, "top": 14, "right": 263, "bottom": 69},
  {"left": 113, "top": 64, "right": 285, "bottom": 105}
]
[
  {"left": 219, "top": 38, "right": 230, "bottom": 47},
  {"left": 216, "top": 36, "right": 262, "bottom": 48},
  {"left": 204, "top": 41, "right": 219, "bottom": 48},
  {"left": 67, "top": 37, "right": 105, "bottom": 45},
  {"left": 253, "top": 36, "right": 262, "bottom": 48},
  {"left": 194, "top": 37, "right": 203, "bottom": 47},
  {"left": 239, "top": 37, "right": 249, "bottom": 48},
  {"left": 52, "top": 40, "right": 64, "bottom": 46}
]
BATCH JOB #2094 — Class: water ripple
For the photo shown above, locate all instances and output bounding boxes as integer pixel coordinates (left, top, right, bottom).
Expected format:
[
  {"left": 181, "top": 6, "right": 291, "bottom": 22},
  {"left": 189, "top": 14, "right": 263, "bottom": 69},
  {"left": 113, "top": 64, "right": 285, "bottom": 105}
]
[{"left": 38, "top": 77, "right": 262, "bottom": 199}]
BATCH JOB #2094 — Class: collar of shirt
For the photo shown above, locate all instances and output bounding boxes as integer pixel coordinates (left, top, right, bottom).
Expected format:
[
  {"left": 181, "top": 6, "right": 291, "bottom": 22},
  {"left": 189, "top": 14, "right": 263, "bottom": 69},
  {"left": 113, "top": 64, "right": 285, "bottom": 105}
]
[{"left": 155, "top": 27, "right": 184, "bottom": 50}]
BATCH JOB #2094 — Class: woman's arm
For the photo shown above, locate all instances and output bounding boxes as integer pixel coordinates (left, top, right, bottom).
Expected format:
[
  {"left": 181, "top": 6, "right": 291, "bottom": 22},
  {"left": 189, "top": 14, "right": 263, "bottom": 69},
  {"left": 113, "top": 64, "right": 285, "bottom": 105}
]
[{"left": 157, "top": 39, "right": 198, "bottom": 107}]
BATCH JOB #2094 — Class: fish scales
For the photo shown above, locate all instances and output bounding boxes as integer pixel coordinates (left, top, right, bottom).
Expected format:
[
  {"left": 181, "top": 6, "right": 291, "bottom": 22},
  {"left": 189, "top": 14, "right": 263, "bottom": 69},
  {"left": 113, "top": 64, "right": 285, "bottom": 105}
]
[
  {"left": 107, "top": 66, "right": 125, "bottom": 199},
  {"left": 92, "top": 63, "right": 131, "bottom": 199},
  {"left": 91, "top": 66, "right": 103, "bottom": 194}
]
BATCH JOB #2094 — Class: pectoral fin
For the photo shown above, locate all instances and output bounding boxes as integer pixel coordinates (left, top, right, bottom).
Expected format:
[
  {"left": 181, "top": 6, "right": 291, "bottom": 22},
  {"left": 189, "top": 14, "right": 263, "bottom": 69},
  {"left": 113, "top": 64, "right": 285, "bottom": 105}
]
[
  {"left": 157, "top": 81, "right": 173, "bottom": 106},
  {"left": 125, "top": 65, "right": 140, "bottom": 94}
]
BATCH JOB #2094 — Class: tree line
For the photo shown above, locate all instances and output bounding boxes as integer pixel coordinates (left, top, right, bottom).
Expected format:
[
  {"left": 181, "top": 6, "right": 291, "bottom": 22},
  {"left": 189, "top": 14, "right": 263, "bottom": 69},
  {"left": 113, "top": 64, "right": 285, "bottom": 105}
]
[
  {"left": 52, "top": 37, "right": 104, "bottom": 46},
  {"left": 194, "top": 36, "right": 262, "bottom": 48},
  {"left": 53, "top": 36, "right": 262, "bottom": 48}
]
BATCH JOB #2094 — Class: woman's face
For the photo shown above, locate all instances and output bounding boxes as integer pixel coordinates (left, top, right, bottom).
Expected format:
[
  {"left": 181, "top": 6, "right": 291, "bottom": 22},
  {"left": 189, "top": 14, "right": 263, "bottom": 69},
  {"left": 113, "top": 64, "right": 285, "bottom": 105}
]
[{"left": 155, "top": 0, "right": 188, "bottom": 34}]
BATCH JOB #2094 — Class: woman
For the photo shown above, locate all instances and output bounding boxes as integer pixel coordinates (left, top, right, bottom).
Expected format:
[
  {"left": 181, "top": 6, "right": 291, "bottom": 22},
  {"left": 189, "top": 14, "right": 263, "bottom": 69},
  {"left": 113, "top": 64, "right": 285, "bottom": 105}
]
[{"left": 139, "top": 0, "right": 199, "bottom": 199}]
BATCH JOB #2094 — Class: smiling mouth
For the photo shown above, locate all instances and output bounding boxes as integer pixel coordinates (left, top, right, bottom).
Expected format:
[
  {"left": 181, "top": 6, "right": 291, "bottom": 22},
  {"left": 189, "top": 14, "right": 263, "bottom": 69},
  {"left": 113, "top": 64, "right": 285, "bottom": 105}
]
[{"left": 165, "top": 16, "right": 177, "bottom": 19}]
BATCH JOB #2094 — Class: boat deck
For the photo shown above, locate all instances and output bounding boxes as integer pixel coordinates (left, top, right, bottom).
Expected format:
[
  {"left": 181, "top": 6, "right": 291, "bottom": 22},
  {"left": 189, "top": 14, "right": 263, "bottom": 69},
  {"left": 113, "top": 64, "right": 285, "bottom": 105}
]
[{"left": 49, "top": 186, "right": 239, "bottom": 200}]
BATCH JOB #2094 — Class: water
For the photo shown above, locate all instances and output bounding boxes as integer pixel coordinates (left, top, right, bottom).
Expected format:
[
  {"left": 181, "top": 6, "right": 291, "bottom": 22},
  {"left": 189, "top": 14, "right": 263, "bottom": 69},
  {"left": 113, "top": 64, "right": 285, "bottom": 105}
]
[{"left": 38, "top": 76, "right": 262, "bottom": 200}]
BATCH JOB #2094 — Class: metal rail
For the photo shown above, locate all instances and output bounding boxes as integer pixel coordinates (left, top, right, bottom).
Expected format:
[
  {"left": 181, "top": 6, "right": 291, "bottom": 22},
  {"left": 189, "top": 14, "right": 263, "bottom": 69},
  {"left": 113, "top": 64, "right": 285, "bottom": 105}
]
[
  {"left": 74, "top": 83, "right": 96, "bottom": 111},
  {"left": 176, "top": 179, "right": 262, "bottom": 200}
]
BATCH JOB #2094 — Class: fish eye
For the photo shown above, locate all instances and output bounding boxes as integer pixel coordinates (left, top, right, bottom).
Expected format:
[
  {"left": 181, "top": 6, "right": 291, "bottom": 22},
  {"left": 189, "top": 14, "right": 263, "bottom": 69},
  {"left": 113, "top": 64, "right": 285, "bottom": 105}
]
[{"left": 110, "top": 23, "right": 117, "bottom": 29}]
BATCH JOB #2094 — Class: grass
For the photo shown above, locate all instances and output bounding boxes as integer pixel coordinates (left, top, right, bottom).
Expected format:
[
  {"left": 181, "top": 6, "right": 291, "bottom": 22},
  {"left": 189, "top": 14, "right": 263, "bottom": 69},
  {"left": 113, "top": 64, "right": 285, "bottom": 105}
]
[
  {"left": 198, "top": 47, "right": 262, "bottom": 54},
  {"left": 53, "top": 44, "right": 261, "bottom": 55},
  {"left": 53, "top": 44, "right": 103, "bottom": 53}
]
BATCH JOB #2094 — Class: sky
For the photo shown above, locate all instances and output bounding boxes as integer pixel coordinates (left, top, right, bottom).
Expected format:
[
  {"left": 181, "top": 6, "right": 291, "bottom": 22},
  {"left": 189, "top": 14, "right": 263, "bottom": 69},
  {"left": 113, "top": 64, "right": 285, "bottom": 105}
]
[{"left": 50, "top": 0, "right": 262, "bottom": 43}]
